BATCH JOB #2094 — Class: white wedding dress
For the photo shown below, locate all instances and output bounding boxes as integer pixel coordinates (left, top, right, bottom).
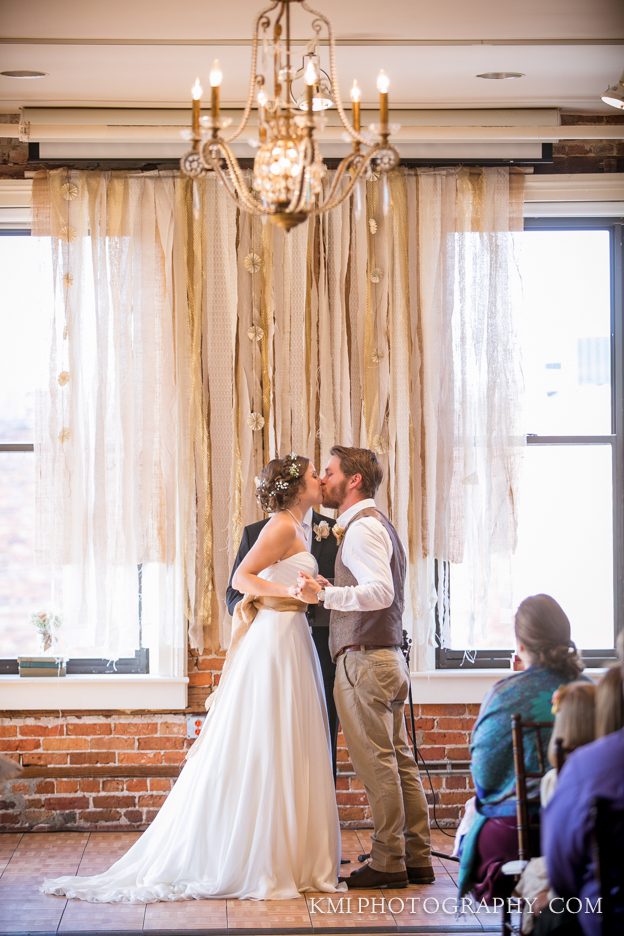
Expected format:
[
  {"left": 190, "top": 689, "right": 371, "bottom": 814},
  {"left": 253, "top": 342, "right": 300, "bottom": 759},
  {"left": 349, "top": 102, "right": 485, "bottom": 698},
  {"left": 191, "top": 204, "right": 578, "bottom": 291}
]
[{"left": 41, "top": 552, "right": 342, "bottom": 902}]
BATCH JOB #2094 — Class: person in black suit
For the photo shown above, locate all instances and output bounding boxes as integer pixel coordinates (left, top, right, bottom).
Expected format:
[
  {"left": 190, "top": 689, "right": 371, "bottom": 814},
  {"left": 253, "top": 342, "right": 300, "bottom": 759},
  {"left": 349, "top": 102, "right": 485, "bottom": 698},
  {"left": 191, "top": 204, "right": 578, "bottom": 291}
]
[{"left": 226, "top": 509, "right": 339, "bottom": 778}]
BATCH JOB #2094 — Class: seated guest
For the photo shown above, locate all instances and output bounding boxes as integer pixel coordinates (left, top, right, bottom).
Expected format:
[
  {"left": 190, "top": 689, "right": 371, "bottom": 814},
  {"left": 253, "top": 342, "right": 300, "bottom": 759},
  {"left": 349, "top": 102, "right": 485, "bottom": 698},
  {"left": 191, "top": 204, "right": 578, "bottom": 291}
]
[
  {"left": 541, "top": 695, "right": 624, "bottom": 936},
  {"left": 458, "top": 594, "right": 585, "bottom": 901},
  {"left": 540, "top": 681, "right": 596, "bottom": 807},
  {"left": 595, "top": 662, "right": 624, "bottom": 738},
  {"left": 514, "top": 682, "right": 596, "bottom": 934},
  {"left": 524, "top": 664, "right": 624, "bottom": 936}
]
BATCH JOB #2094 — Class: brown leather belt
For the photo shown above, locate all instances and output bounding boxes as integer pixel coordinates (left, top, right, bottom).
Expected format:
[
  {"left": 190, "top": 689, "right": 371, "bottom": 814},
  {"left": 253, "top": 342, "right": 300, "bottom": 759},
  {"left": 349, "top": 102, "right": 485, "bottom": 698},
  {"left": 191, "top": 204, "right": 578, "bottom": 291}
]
[{"left": 336, "top": 643, "right": 400, "bottom": 658}]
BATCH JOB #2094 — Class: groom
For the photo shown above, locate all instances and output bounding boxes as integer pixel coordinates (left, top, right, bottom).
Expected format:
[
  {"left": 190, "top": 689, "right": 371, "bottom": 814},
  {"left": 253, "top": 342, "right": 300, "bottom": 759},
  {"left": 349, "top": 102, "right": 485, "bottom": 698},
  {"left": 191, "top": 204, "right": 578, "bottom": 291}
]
[
  {"left": 297, "top": 445, "right": 434, "bottom": 889},
  {"left": 226, "top": 507, "right": 339, "bottom": 778}
]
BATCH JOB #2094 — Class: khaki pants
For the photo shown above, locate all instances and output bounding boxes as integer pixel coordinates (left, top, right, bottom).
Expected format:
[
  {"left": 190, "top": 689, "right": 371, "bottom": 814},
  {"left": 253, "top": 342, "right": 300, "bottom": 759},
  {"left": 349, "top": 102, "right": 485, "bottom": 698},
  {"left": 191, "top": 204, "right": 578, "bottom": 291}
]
[{"left": 334, "top": 647, "right": 432, "bottom": 873}]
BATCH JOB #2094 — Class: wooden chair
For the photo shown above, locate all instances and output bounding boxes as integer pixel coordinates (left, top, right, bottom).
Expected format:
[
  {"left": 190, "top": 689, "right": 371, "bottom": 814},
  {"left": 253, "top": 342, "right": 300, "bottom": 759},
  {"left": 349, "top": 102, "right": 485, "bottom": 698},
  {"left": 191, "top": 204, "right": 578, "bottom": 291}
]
[
  {"left": 553, "top": 736, "right": 566, "bottom": 774},
  {"left": 501, "top": 714, "right": 552, "bottom": 935},
  {"left": 511, "top": 713, "right": 551, "bottom": 862},
  {"left": 591, "top": 796, "right": 624, "bottom": 935}
]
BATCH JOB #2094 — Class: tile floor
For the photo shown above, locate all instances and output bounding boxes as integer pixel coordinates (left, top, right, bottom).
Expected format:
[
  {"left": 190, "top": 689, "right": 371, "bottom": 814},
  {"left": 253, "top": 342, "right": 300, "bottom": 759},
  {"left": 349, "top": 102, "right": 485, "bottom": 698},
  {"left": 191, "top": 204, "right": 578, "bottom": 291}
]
[{"left": 0, "top": 829, "right": 502, "bottom": 935}]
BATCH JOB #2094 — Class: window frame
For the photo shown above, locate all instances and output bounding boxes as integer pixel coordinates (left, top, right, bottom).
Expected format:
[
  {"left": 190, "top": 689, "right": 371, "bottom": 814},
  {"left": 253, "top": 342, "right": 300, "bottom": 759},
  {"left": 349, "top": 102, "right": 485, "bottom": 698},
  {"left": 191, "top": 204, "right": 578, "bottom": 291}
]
[
  {"left": 0, "top": 228, "right": 149, "bottom": 675},
  {"left": 437, "top": 216, "right": 624, "bottom": 669}
]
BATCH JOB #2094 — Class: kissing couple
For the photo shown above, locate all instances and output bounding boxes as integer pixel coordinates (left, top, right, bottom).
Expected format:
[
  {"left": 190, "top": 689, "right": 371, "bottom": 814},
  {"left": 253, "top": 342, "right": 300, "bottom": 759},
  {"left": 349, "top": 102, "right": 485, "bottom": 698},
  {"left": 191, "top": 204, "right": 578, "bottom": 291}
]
[{"left": 42, "top": 446, "right": 433, "bottom": 903}]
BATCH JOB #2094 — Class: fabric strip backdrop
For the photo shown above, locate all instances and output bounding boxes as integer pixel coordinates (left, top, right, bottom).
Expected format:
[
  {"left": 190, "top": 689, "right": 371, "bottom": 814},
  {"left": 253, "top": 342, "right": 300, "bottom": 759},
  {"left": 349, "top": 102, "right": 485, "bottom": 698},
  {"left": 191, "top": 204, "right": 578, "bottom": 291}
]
[{"left": 32, "top": 167, "right": 524, "bottom": 667}]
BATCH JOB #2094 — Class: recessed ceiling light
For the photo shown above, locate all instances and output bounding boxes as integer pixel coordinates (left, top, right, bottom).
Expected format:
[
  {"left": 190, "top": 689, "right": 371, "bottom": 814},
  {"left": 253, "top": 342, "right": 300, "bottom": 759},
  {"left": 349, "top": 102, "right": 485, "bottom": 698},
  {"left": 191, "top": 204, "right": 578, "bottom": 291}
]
[
  {"left": 0, "top": 70, "right": 48, "bottom": 79},
  {"left": 476, "top": 72, "right": 525, "bottom": 80}
]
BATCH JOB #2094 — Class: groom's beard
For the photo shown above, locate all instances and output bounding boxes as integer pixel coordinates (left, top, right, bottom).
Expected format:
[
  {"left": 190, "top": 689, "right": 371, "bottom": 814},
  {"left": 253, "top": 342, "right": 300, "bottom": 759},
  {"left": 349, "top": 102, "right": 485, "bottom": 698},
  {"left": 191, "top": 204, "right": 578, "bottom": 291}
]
[{"left": 321, "top": 478, "right": 347, "bottom": 510}]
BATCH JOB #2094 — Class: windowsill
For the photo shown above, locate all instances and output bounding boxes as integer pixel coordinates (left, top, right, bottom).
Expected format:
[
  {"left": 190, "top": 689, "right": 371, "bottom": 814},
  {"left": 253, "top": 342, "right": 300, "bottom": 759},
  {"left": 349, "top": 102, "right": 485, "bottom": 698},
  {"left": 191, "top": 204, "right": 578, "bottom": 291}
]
[
  {"left": 0, "top": 674, "right": 188, "bottom": 711},
  {"left": 411, "top": 669, "right": 510, "bottom": 704},
  {"left": 0, "top": 668, "right": 609, "bottom": 711},
  {"left": 411, "top": 668, "right": 608, "bottom": 704}
]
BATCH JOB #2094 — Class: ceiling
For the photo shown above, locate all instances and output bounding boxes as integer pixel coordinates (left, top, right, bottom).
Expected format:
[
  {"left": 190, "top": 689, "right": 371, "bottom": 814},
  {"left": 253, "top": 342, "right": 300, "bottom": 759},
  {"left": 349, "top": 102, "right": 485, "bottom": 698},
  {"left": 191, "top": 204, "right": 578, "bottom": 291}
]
[{"left": 1, "top": 0, "right": 623, "bottom": 115}]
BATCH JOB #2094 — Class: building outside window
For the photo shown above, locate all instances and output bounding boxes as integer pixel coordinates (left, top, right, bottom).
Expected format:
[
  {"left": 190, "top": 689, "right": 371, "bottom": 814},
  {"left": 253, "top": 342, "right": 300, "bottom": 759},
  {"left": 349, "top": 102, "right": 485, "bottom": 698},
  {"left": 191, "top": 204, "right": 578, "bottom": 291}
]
[
  {"left": 0, "top": 232, "right": 148, "bottom": 674},
  {"left": 438, "top": 220, "right": 623, "bottom": 667}
]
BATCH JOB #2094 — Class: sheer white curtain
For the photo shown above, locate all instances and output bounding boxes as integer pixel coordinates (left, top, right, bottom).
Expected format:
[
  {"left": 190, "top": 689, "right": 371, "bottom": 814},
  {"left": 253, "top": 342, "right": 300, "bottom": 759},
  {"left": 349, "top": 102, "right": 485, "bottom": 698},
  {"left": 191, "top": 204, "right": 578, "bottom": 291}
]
[
  {"left": 33, "top": 166, "right": 524, "bottom": 669},
  {"left": 33, "top": 172, "right": 187, "bottom": 671},
  {"left": 412, "top": 169, "right": 525, "bottom": 665}
]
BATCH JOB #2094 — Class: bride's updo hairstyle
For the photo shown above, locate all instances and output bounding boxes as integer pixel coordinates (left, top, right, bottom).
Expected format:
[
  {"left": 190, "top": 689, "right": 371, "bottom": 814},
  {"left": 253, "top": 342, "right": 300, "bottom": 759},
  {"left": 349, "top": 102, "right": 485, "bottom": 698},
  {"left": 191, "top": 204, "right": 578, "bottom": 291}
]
[
  {"left": 514, "top": 594, "right": 584, "bottom": 681},
  {"left": 255, "top": 454, "right": 310, "bottom": 514}
]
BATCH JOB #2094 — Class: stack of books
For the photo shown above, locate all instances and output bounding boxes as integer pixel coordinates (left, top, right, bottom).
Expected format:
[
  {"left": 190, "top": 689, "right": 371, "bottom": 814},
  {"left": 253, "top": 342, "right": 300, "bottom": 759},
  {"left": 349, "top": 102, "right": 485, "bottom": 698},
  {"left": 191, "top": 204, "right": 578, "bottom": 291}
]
[{"left": 17, "top": 656, "right": 66, "bottom": 677}]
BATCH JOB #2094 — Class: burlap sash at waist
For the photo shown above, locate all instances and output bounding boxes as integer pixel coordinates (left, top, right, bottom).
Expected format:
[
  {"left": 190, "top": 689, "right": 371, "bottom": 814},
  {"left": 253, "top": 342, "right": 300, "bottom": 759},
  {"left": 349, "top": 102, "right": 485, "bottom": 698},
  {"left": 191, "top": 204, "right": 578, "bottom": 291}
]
[
  {"left": 235, "top": 593, "right": 308, "bottom": 627},
  {"left": 185, "top": 591, "right": 307, "bottom": 760}
]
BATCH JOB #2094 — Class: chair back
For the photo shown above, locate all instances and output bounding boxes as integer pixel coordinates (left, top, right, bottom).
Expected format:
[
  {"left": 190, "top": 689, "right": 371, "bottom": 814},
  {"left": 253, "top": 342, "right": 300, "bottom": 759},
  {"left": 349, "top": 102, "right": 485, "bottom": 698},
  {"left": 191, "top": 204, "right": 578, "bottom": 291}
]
[
  {"left": 592, "top": 796, "right": 624, "bottom": 935},
  {"left": 511, "top": 714, "right": 552, "bottom": 861},
  {"left": 553, "top": 736, "right": 566, "bottom": 773}
]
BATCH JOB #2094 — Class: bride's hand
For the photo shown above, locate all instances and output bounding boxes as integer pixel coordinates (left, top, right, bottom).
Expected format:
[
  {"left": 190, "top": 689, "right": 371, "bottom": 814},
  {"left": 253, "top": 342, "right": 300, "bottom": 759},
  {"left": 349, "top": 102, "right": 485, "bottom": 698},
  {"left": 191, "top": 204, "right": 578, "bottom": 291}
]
[
  {"left": 287, "top": 584, "right": 302, "bottom": 598},
  {"left": 297, "top": 571, "right": 321, "bottom": 604},
  {"left": 316, "top": 575, "right": 331, "bottom": 587}
]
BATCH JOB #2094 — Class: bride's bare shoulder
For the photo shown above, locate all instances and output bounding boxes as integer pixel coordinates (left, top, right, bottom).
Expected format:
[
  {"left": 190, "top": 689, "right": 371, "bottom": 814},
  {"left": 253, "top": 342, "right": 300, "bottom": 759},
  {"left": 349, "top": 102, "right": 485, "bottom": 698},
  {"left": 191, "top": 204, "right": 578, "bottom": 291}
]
[{"left": 258, "top": 512, "right": 296, "bottom": 539}]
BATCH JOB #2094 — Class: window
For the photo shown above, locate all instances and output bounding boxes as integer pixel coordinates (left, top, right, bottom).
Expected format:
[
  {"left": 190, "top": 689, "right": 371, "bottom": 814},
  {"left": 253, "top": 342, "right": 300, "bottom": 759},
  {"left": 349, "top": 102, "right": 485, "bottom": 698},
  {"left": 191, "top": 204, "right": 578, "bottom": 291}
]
[
  {"left": 0, "top": 232, "right": 147, "bottom": 674},
  {"left": 438, "top": 220, "right": 624, "bottom": 667}
]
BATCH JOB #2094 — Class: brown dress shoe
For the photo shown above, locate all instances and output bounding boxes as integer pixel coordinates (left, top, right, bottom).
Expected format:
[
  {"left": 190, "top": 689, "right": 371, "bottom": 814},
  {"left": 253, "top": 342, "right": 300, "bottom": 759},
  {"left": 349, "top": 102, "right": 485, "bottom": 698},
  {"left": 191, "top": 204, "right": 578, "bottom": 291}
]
[
  {"left": 340, "top": 862, "right": 408, "bottom": 889},
  {"left": 406, "top": 866, "right": 435, "bottom": 884}
]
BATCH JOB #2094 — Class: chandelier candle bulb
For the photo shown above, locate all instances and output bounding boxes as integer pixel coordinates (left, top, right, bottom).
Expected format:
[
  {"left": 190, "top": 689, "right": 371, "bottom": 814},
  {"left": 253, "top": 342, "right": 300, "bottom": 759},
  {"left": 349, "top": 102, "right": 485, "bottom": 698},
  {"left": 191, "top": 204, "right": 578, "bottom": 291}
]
[
  {"left": 191, "top": 78, "right": 203, "bottom": 137},
  {"left": 377, "top": 69, "right": 390, "bottom": 134},
  {"left": 304, "top": 60, "right": 317, "bottom": 114},
  {"left": 350, "top": 80, "right": 361, "bottom": 133},
  {"left": 209, "top": 59, "right": 222, "bottom": 121},
  {"left": 257, "top": 88, "right": 268, "bottom": 141}
]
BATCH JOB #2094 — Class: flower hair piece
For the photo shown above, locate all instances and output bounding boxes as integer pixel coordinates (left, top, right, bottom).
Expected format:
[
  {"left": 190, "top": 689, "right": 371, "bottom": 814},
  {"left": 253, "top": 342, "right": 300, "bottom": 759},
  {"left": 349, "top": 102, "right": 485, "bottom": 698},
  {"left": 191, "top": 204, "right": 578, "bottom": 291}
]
[
  {"left": 285, "top": 452, "right": 301, "bottom": 478},
  {"left": 551, "top": 686, "right": 565, "bottom": 715}
]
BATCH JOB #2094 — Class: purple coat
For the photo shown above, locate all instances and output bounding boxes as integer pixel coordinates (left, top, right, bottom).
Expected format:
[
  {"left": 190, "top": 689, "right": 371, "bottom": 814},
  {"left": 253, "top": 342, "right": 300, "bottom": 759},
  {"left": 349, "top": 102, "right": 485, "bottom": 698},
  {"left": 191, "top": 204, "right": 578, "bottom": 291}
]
[{"left": 542, "top": 728, "right": 624, "bottom": 936}]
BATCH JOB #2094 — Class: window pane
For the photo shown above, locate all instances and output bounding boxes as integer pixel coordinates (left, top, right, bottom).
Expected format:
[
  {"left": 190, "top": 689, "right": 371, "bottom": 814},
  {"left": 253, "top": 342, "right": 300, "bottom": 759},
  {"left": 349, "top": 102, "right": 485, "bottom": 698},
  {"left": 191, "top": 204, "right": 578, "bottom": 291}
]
[
  {"left": 449, "top": 444, "right": 614, "bottom": 651},
  {"left": 0, "top": 452, "right": 52, "bottom": 656},
  {"left": 0, "top": 235, "right": 52, "bottom": 443},
  {"left": 516, "top": 229, "right": 611, "bottom": 436}
]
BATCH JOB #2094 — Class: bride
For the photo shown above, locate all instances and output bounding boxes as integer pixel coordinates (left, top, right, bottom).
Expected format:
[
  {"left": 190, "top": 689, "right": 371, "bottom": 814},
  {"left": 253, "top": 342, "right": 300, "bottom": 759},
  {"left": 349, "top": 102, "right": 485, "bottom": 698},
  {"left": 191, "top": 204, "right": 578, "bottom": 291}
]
[{"left": 42, "top": 454, "right": 343, "bottom": 902}]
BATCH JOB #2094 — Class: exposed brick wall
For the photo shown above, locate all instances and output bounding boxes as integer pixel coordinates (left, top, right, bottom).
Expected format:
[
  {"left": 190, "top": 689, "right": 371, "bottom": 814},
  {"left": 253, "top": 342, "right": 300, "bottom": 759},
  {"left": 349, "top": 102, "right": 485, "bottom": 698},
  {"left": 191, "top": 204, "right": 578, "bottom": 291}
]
[
  {"left": 0, "top": 704, "right": 478, "bottom": 832},
  {"left": 539, "top": 113, "right": 624, "bottom": 174},
  {"left": 187, "top": 648, "right": 225, "bottom": 710},
  {"left": 0, "top": 115, "right": 27, "bottom": 179}
]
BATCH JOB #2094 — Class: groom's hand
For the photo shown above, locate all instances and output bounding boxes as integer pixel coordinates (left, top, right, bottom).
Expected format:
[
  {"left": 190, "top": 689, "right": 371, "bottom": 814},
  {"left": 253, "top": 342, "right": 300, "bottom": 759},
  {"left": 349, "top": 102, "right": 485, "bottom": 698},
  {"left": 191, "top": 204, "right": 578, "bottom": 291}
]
[
  {"left": 316, "top": 575, "right": 331, "bottom": 587},
  {"left": 297, "top": 571, "right": 321, "bottom": 604}
]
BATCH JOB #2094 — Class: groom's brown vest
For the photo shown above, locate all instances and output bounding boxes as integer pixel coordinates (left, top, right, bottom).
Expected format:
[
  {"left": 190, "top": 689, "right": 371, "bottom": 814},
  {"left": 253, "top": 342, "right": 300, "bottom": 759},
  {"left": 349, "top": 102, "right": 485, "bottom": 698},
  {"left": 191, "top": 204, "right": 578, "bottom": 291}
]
[{"left": 329, "top": 507, "right": 406, "bottom": 661}]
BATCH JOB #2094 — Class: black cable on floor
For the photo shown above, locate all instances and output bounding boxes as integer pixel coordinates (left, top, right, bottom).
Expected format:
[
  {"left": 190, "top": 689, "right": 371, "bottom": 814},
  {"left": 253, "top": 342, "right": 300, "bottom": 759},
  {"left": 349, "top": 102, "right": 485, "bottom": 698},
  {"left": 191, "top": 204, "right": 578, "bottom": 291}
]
[{"left": 402, "top": 629, "right": 460, "bottom": 857}]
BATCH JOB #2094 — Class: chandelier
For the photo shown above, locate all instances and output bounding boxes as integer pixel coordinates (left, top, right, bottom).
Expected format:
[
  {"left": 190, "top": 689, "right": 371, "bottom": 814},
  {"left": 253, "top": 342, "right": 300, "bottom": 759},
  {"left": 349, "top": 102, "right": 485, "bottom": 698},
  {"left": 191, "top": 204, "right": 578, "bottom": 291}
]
[{"left": 180, "top": 0, "right": 399, "bottom": 231}]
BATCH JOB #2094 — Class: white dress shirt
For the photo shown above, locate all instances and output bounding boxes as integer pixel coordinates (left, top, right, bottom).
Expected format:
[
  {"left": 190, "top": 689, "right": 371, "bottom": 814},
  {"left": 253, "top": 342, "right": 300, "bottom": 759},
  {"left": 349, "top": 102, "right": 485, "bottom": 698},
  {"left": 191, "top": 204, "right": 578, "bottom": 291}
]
[
  {"left": 302, "top": 508, "right": 313, "bottom": 550},
  {"left": 322, "top": 498, "right": 394, "bottom": 613}
]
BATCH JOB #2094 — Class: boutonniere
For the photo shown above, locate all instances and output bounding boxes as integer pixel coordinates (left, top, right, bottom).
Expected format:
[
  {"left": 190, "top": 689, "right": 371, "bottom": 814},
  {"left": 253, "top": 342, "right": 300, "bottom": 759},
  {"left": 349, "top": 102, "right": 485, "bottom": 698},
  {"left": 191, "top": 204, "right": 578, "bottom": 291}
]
[
  {"left": 332, "top": 524, "right": 346, "bottom": 544},
  {"left": 313, "top": 520, "right": 330, "bottom": 542}
]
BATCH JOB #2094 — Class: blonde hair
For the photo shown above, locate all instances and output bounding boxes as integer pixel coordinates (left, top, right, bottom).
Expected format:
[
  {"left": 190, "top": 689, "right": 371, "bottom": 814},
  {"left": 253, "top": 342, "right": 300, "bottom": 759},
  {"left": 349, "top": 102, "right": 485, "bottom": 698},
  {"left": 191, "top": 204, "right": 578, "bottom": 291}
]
[
  {"left": 548, "top": 681, "right": 596, "bottom": 767},
  {"left": 595, "top": 663, "right": 624, "bottom": 738}
]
